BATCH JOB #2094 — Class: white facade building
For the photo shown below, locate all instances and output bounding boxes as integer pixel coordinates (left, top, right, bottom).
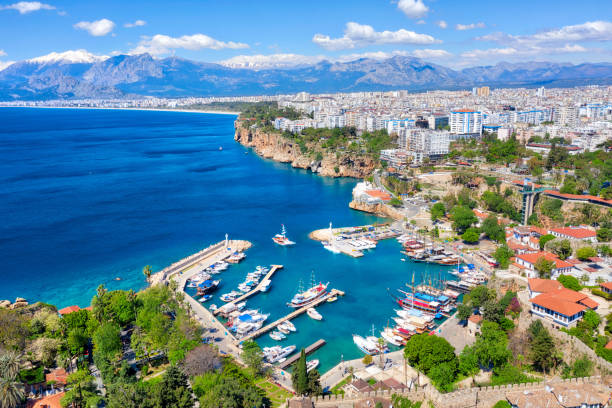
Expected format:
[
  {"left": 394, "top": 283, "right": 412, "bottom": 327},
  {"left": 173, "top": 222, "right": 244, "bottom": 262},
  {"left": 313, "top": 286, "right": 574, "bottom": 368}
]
[{"left": 449, "top": 110, "right": 482, "bottom": 137}]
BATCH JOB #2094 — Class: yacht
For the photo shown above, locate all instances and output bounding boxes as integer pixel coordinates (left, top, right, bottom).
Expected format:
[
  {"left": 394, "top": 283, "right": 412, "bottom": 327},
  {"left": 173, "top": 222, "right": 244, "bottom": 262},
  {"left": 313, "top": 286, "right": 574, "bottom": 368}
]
[
  {"left": 352, "top": 334, "right": 378, "bottom": 355},
  {"left": 306, "top": 360, "right": 320, "bottom": 373},
  {"left": 199, "top": 295, "right": 213, "bottom": 303},
  {"left": 259, "top": 279, "right": 271, "bottom": 292},
  {"left": 380, "top": 327, "right": 403, "bottom": 346},
  {"left": 288, "top": 279, "right": 329, "bottom": 308},
  {"left": 269, "top": 331, "right": 285, "bottom": 341},
  {"left": 307, "top": 308, "right": 323, "bottom": 320},
  {"left": 279, "top": 320, "right": 296, "bottom": 332},
  {"left": 272, "top": 225, "right": 295, "bottom": 246}
]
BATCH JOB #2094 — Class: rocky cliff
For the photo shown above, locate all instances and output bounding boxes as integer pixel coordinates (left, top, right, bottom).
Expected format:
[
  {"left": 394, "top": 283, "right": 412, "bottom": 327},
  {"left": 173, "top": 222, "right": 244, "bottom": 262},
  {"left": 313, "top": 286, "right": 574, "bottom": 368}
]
[
  {"left": 348, "top": 200, "right": 405, "bottom": 220},
  {"left": 234, "top": 123, "right": 376, "bottom": 178}
]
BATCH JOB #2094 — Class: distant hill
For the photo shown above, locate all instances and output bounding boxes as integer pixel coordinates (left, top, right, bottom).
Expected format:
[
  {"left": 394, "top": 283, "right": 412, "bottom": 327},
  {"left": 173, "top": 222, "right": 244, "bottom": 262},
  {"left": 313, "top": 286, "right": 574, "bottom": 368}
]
[{"left": 0, "top": 53, "right": 610, "bottom": 100}]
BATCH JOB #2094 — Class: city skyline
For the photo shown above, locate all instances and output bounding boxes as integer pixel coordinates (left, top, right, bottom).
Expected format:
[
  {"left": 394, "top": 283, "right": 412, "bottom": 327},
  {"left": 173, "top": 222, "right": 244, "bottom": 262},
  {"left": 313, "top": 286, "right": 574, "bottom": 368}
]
[{"left": 0, "top": 0, "right": 611, "bottom": 71}]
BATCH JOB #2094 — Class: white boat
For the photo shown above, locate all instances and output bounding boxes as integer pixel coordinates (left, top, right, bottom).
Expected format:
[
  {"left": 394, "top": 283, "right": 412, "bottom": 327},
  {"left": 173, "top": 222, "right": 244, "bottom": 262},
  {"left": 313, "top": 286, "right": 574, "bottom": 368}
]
[
  {"left": 306, "top": 359, "right": 319, "bottom": 373},
  {"left": 288, "top": 276, "right": 329, "bottom": 308},
  {"left": 280, "top": 320, "right": 296, "bottom": 332},
  {"left": 270, "top": 331, "right": 285, "bottom": 341},
  {"left": 199, "top": 295, "right": 213, "bottom": 303},
  {"left": 326, "top": 296, "right": 337, "bottom": 303},
  {"left": 323, "top": 241, "right": 341, "bottom": 253},
  {"left": 307, "top": 308, "right": 323, "bottom": 321},
  {"left": 259, "top": 279, "right": 271, "bottom": 292},
  {"left": 272, "top": 225, "right": 295, "bottom": 246},
  {"left": 353, "top": 334, "right": 377, "bottom": 355}
]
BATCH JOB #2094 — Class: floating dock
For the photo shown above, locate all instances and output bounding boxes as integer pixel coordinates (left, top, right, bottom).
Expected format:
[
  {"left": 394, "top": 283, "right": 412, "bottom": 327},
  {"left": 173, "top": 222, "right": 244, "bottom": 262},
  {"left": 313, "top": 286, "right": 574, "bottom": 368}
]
[
  {"left": 279, "top": 339, "right": 326, "bottom": 369},
  {"left": 214, "top": 265, "right": 283, "bottom": 315},
  {"left": 238, "top": 288, "right": 344, "bottom": 342}
]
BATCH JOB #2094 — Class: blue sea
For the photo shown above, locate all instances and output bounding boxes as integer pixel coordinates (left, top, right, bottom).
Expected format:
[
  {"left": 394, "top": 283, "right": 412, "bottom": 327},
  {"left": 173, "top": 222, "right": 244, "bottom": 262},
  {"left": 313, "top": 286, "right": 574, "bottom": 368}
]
[{"left": 0, "top": 107, "right": 456, "bottom": 372}]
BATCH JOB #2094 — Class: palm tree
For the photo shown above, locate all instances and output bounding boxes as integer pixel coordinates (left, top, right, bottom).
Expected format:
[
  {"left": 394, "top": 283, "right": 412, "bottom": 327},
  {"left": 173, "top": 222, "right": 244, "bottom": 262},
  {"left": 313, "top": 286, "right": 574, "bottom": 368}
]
[
  {"left": 0, "top": 377, "right": 23, "bottom": 408},
  {"left": 143, "top": 265, "right": 153, "bottom": 283},
  {"left": 0, "top": 351, "right": 20, "bottom": 380}
]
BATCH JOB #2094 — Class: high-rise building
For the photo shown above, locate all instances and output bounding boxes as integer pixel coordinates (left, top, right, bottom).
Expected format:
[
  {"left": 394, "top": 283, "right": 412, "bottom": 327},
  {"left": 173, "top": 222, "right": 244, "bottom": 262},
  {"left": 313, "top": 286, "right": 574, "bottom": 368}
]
[
  {"left": 405, "top": 129, "right": 450, "bottom": 163},
  {"left": 554, "top": 106, "right": 578, "bottom": 127},
  {"left": 450, "top": 109, "right": 482, "bottom": 137}
]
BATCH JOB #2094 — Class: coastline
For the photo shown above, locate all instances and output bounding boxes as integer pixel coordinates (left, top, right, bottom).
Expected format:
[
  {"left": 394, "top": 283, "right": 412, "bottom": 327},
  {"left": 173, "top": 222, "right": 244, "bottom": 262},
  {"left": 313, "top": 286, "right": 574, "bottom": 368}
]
[{"left": 0, "top": 105, "right": 240, "bottom": 115}]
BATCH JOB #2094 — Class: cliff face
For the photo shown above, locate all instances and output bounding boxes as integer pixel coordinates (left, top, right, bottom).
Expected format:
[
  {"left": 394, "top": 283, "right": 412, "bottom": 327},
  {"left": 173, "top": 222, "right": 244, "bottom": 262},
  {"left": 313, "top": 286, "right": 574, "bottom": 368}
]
[
  {"left": 234, "top": 123, "right": 376, "bottom": 178},
  {"left": 348, "top": 200, "right": 405, "bottom": 220}
]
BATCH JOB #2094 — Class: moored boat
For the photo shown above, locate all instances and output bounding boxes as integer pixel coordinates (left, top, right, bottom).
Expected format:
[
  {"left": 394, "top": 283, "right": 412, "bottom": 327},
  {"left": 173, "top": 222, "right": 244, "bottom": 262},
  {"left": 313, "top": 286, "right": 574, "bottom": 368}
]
[{"left": 307, "top": 308, "right": 322, "bottom": 320}]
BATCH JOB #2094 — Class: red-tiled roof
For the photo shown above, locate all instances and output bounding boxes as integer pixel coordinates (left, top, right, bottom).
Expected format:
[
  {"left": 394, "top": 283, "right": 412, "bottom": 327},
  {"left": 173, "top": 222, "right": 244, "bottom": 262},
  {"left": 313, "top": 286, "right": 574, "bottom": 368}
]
[
  {"left": 566, "top": 258, "right": 582, "bottom": 265},
  {"left": 27, "top": 392, "right": 65, "bottom": 408},
  {"left": 45, "top": 368, "right": 68, "bottom": 385},
  {"left": 516, "top": 251, "right": 573, "bottom": 269},
  {"left": 528, "top": 278, "right": 562, "bottom": 294},
  {"left": 606, "top": 339, "right": 612, "bottom": 350},
  {"left": 365, "top": 190, "right": 392, "bottom": 201},
  {"left": 543, "top": 190, "right": 612, "bottom": 207},
  {"left": 468, "top": 314, "right": 483, "bottom": 324},
  {"left": 580, "top": 297, "right": 599, "bottom": 309},
  {"left": 58, "top": 305, "right": 80, "bottom": 315},
  {"left": 600, "top": 282, "right": 612, "bottom": 291},
  {"left": 531, "top": 292, "right": 587, "bottom": 317},
  {"left": 550, "top": 226, "right": 596, "bottom": 239}
]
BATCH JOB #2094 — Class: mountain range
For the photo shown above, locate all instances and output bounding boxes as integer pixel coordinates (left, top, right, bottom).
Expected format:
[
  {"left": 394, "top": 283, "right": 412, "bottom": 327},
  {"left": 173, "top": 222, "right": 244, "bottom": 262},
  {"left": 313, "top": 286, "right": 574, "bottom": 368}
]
[{"left": 0, "top": 52, "right": 611, "bottom": 100}]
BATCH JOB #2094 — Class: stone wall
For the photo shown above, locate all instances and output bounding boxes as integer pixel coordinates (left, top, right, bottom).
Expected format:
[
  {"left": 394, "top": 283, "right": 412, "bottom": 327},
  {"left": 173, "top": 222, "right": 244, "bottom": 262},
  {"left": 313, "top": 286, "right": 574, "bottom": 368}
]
[{"left": 308, "top": 376, "right": 606, "bottom": 408}]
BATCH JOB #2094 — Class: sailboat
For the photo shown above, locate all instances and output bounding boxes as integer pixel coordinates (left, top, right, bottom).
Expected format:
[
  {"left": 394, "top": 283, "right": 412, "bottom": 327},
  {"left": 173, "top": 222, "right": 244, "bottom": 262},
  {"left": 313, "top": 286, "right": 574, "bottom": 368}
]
[
  {"left": 323, "top": 222, "right": 341, "bottom": 253},
  {"left": 272, "top": 224, "right": 295, "bottom": 246},
  {"left": 288, "top": 272, "right": 329, "bottom": 308}
]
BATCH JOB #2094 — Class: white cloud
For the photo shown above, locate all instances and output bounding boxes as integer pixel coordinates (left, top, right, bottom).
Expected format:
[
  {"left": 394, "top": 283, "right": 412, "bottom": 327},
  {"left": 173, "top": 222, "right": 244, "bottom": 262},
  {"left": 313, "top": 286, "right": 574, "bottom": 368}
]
[
  {"left": 313, "top": 22, "right": 440, "bottom": 51},
  {"left": 411, "top": 48, "right": 452, "bottom": 59},
  {"left": 478, "top": 20, "right": 612, "bottom": 46},
  {"left": 0, "top": 60, "right": 15, "bottom": 71},
  {"left": 436, "top": 20, "right": 447, "bottom": 29},
  {"left": 455, "top": 22, "right": 486, "bottom": 31},
  {"left": 0, "top": 49, "right": 6, "bottom": 57},
  {"left": 397, "top": 0, "right": 428, "bottom": 19},
  {"left": 0, "top": 1, "right": 54, "bottom": 14},
  {"left": 416, "top": 20, "right": 426, "bottom": 25},
  {"left": 74, "top": 18, "right": 115, "bottom": 36},
  {"left": 124, "top": 19, "right": 146, "bottom": 28},
  {"left": 131, "top": 33, "right": 249, "bottom": 55},
  {"left": 460, "top": 44, "right": 588, "bottom": 60}
]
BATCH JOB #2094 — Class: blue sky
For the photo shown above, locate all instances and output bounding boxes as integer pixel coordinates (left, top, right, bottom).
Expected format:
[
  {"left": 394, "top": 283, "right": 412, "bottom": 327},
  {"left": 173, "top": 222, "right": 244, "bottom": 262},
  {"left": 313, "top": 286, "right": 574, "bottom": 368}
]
[{"left": 0, "top": 0, "right": 610, "bottom": 70}]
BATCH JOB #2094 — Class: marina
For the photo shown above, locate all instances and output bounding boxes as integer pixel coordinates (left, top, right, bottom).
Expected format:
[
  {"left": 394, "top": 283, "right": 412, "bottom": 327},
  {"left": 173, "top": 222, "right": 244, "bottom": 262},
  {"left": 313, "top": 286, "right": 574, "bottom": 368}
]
[
  {"left": 238, "top": 288, "right": 345, "bottom": 342},
  {"left": 213, "top": 264, "right": 283, "bottom": 315}
]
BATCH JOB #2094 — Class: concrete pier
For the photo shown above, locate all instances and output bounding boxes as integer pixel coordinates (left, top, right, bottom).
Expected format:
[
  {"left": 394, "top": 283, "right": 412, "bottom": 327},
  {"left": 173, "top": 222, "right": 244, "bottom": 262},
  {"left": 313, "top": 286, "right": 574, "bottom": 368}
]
[
  {"left": 279, "top": 339, "right": 326, "bottom": 369},
  {"left": 238, "top": 288, "right": 344, "bottom": 342}
]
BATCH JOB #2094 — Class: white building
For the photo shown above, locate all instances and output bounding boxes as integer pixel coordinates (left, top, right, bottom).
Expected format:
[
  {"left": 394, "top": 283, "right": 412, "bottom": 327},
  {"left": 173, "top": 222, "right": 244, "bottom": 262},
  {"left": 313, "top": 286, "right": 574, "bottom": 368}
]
[
  {"left": 449, "top": 109, "right": 482, "bottom": 137},
  {"left": 554, "top": 106, "right": 578, "bottom": 127},
  {"left": 405, "top": 129, "right": 450, "bottom": 164}
]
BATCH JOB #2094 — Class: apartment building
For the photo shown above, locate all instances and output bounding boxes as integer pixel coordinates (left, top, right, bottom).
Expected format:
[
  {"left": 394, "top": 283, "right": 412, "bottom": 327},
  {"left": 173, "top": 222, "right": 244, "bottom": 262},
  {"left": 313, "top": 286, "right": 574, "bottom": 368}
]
[{"left": 449, "top": 109, "right": 482, "bottom": 138}]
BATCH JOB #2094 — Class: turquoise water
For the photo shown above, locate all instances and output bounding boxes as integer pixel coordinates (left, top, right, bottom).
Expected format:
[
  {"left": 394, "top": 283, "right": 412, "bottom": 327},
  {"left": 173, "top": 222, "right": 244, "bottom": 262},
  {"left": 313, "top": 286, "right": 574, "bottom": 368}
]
[{"left": 0, "top": 108, "right": 455, "bottom": 373}]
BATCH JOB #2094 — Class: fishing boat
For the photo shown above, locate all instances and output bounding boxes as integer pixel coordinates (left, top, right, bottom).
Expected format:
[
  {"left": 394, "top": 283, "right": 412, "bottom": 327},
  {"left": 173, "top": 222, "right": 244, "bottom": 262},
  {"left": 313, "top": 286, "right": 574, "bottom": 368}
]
[
  {"left": 306, "top": 360, "right": 319, "bottom": 372},
  {"left": 287, "top": 274, "right": 329, "bottom": 308},
  {"left": 307, "top": 308, "right": 323, "bottom": 320},
  {"left": 196, "top": 280, "right": 220, "bottom": 295},
  {"left": 272, "top": 224, "right": 295, "bottom": 246},
  {"left": 199, "top": 295, "right": 213, "bottom": 303}
]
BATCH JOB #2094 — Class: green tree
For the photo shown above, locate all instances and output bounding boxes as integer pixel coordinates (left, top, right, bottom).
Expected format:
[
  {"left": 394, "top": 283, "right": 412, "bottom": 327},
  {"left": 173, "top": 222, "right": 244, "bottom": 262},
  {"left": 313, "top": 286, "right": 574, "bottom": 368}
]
[
  {"left": 430, "top": 202, "right": 446, "bottom": 221},
  {"left": 0, "top": 376, "right": 23, "bottom": 408},
  {"left": 461, "top": 227, "right": 480, "bottom": 244},
  {"left": 293, "top": 349, "right": 308, "bottom": 396},
  {"left": 528, "top": 320, "right": 557, "bottom": 373},
  {"left": 456, "top": 304, "right": 472, "bottom": 322},
  {"left": 472, "top": 321, "right": 512, "bottom": 369},
  {"left": 557, "top": 275, "right": 582, "bottom": 291},
  {"left": 0, "top": 351, "right": 21, "bottom": 380},
  {"left": 576, "top": 246, "right": 597, "bottom": 261},
  {"left": 60, "top": 369, "right": 97, "bottom": 408},
  {"left": 539, "top": 234, "right": 556, "bottom": 250},
  {"left": 466, "top": 285, "right": 495, "bottom": 308},
  {"left": 151, "top": 365, "right": 194, "bottom": 408},
  {"left": 597, "top": 227, "right": 612, "bottom": 242},
  {"left": 481, "top": 216, "right": 505, "bottom": 243},
  {"left": 493, "top": 245, "right": 514, "bottom": 269},
  {"left": 549, "top": 239, "right": 572, "bottom": 260},
  {"left": 459, "top": 346, "right": 480, "bottom": 379},
  {"left": 241, "top": 341, "right": 265, "bottom": 376},
  {"left": 404, "top": 334, "right": 458, "bottom": 390},
  {"left": 142, "top": 265, "right": 153, "bottom": 283},
  {"left": 493, "top": 401, "right": 511, "bottom": 408},
  {"left": 451, "top": 206, "right": 477, "bottom": 234},
  {"left": 581, "top": 310, "right": 601, "bottom": 332},
  {"left": 92, "top": 323, "right": 121, "bottom": 362},
  {"left": 535, "top": 257, "right": 555, "bottom": 279}
]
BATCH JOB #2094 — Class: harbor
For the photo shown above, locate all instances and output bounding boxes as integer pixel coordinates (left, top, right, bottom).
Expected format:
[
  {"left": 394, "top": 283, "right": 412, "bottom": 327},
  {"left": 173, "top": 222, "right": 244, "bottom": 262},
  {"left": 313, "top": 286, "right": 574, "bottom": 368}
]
[{"left": 309, "top": 222, "right": 402, "bottom": 258}]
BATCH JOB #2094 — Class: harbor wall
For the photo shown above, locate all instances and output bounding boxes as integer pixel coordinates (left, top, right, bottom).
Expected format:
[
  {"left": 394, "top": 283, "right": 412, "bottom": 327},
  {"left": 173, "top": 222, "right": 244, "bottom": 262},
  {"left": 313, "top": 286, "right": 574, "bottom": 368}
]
[
  {"left": 234, "top": 122, "right": 376, "bottom": 179},
  {"left": 348, "top": 199, "right": 405, "bottom": 220},
  {"left": 307, "top": 375, "right": 607, "bottom": 408}
]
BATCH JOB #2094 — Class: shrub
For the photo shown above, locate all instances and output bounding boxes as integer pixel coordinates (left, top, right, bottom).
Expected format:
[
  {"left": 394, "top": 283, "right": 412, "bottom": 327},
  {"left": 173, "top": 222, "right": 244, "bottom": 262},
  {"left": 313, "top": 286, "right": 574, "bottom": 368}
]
[
  {"left": 591, "top": 288, "right": 611, "bottom": 300},
  {"left": 557, "top": 275, "right": 582, "bottom": 291},
  {"left": 576, "top": 246, "right": 597, "bottom": 261}
]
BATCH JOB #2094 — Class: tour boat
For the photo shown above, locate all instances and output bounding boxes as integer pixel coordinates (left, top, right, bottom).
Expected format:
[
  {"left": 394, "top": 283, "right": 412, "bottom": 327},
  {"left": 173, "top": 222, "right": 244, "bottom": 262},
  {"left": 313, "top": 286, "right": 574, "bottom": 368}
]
[
  {"left": 307, "top": 308, "right": 323, "bottom": 320},
  {"left": 272, "top": 225, "right": 295, "bottom": 246},
  {"left": 352, "top": 334, "right": 378, "bottom": 355},
  {"left": 196, "top": 280, "right": 220, "bottom": 295},
  {"left": 306, "top": 360, "right": 320, "bottom": 373},
  {"left": 227, "top": 252, "right": 246, "bottom": 263},
  {"left": 288, "top": 279, "right": 329, "bottom": 308}
]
